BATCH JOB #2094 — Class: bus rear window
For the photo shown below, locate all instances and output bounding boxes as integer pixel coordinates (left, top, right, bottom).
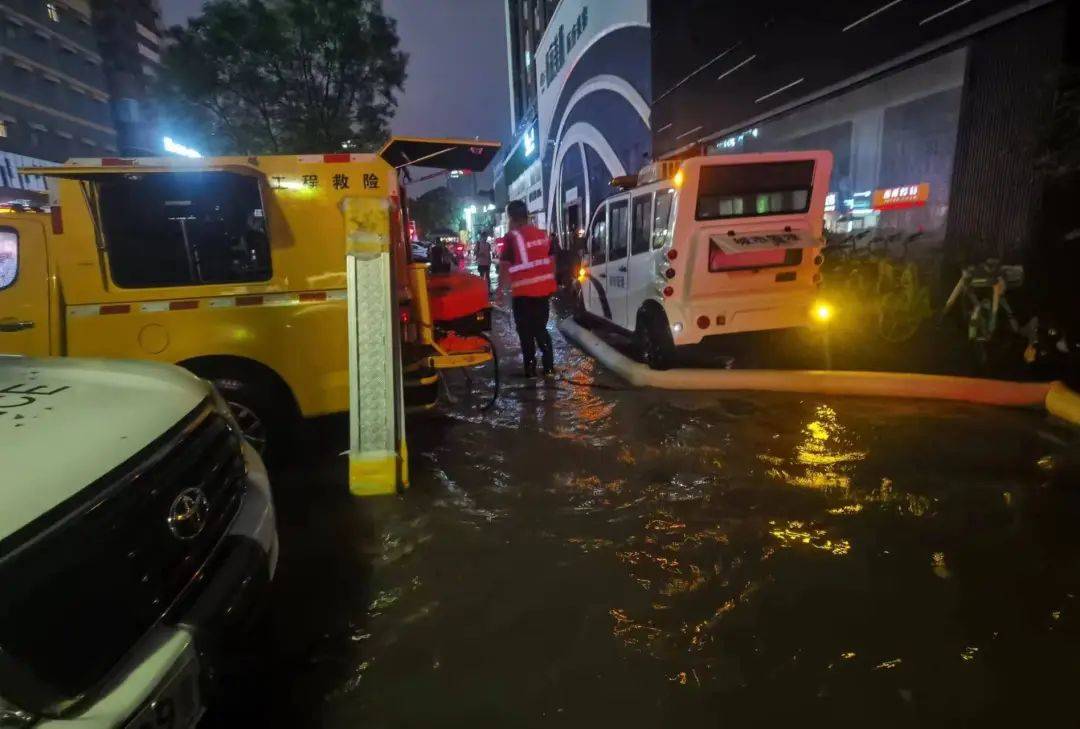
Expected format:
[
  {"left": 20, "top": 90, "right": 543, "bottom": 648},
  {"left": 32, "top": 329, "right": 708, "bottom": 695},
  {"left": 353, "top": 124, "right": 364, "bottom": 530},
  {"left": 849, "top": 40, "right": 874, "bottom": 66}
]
[{"left": 695, "top": 161, "right": 814, "bottom": 221}]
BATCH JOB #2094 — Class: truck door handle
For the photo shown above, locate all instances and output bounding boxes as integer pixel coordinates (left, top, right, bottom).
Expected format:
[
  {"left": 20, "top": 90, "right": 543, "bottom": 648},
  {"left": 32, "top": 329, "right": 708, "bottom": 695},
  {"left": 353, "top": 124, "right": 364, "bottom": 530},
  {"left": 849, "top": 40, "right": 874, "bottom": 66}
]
[
  {"left": 618, "top": 265, "right": 627, "bottom": 272},
  {"left": 598, "top": 273, "right": 607, "bottom": 278},
  {"left": 0, "top": 319, "right": 34, "bottom": 332}
]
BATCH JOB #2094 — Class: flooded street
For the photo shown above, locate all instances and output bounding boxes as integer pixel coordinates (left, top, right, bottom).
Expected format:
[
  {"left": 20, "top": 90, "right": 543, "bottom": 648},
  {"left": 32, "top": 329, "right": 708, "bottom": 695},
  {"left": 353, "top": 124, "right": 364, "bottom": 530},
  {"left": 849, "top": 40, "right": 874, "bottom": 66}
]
[{"left": 212, "top": 308, "right": 1080, "bottom": 728}]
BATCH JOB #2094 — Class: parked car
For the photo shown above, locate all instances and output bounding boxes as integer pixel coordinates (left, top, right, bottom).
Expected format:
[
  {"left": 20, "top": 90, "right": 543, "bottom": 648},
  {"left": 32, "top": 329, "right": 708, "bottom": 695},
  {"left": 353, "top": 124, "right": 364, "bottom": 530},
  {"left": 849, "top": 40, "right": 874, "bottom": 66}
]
[
  {"left": 410, "top": 240, "right": 430, "bottom": 262},
  {"left": 0, "top": 356, "right": 277, "bottom": 728}
]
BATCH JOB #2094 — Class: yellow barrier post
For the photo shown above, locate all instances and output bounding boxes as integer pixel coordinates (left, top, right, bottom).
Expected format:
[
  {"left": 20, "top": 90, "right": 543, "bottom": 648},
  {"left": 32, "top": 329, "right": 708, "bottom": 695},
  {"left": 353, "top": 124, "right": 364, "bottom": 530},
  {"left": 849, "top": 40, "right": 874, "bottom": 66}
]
[{"left": 343, "top": 197, "right": 408, "bottom": 496}]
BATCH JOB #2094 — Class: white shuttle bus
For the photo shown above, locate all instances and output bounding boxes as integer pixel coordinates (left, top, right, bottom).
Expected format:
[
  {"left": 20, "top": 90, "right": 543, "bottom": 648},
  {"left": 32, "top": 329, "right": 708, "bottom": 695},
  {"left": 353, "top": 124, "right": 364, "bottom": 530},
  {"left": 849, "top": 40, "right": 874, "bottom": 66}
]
[{"left": 576, "top": 151, "right": 833, "bottom": 369}]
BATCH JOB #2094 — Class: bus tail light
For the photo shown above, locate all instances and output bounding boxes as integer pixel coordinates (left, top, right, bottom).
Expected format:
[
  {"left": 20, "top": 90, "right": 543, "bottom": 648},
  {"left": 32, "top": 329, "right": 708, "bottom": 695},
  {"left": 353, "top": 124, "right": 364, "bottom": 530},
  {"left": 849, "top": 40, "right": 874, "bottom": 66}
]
[{"left": 50, "top": 205, "right": 63, "bottom": 234}]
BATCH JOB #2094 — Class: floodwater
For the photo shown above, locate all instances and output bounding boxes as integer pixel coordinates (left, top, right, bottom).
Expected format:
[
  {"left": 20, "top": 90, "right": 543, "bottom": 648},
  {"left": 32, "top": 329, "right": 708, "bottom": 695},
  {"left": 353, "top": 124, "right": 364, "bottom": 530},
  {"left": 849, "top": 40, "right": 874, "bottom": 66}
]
[{"left": 211, "top": 305, "right": 1080, "bottom": 728}]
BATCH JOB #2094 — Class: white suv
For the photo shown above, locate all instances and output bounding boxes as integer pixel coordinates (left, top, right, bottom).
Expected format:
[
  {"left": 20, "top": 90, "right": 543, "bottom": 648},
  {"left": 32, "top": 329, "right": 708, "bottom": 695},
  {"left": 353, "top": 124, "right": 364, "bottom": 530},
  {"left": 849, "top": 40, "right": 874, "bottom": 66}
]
[
  {"left": 577, "top": 151, "right": 833, "bottom": 368},
  {"left": 0, "top": 356, "right": 278, "bottom": 728}
]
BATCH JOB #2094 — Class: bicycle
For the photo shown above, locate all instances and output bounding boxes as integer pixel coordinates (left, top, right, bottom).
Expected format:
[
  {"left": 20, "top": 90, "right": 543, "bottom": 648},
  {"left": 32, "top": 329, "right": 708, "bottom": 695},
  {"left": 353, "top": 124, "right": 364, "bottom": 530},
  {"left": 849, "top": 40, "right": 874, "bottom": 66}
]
[
  {"left": 941, "top": 258, "right": 1029, "bottom": 365},
  {"left": 874, "top": 232, "right": 932, "bottom": 343}
]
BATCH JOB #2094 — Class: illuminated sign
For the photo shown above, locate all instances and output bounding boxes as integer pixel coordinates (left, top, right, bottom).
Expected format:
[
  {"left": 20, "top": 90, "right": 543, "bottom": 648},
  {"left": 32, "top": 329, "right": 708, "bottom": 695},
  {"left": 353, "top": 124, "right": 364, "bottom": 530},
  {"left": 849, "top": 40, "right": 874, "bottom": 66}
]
[
  {"left": 873, "top": 183, "right": 930, "bottom": 210},
  {"left": 523, "top": 128, "right": 536, "bottom": 158},
  {"left": 844, "top": 190, "right": 873, "bottom": 212},
  {"left": 715, "top": 127, "right": 759, "bottom": 151},
  {"left": 824, "top": 192, "right": 836, "bottom": 213},
  {"left": 163, "top": 136, "right": 201, "bottom": 159},
  {"left": 539, "top": 6, "right": 588, "bottom": 92}
]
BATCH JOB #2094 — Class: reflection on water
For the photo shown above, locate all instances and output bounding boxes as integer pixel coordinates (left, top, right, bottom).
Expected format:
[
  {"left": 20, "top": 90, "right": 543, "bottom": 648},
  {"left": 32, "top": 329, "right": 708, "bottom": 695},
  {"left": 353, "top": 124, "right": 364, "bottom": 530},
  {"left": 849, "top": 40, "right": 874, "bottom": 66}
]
[{"left": 321, "top": 314, "right": 1080, "bottom": 728}]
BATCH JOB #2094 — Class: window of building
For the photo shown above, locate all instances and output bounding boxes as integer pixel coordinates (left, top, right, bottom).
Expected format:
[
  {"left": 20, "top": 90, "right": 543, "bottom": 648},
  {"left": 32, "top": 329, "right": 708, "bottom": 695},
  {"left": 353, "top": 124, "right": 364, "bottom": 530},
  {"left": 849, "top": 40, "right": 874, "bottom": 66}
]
[
  {"left": 631, "top": 194, "right": 652, "bottom": 255},
  {"left": 589, "top": 205, "right": 607, "bottom": 263},
  {"left": 0, "top": 120, "right": 8, "bottom": 138},
  {"left": 608, "top": 200, "right": 629, "bottom": 260},
  {"left": 46, "top": 3, "right": 60, "bottom": 22},
  {"left": 99, "top": 172, "right": 272, "bottom": 288},
  {"left": 0, "top": 229, "right": 17, "bottom": 290}
]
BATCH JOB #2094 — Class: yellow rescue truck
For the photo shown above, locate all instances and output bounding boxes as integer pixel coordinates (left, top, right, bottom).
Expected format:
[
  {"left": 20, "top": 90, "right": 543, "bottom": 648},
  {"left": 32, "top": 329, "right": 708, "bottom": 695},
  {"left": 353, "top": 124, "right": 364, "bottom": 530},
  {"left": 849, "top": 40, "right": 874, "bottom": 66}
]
[{"left": 0, "top": 138, "right": 500, "bottom": 474}]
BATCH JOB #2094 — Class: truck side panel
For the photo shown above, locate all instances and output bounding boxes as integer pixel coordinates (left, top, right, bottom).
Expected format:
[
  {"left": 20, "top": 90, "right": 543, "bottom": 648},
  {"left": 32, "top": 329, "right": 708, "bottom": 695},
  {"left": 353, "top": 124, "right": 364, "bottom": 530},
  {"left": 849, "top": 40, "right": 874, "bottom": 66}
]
[
  {"left": 64, "top": 295, "right": 348, "bottom": 417},
  {"left": 46, "top": 155, "right": 396, "bottom": 418}
]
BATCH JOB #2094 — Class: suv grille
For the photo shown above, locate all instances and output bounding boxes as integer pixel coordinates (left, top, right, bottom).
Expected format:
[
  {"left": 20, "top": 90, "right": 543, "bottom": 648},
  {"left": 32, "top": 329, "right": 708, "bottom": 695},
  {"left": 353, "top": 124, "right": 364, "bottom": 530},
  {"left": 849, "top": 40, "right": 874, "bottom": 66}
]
[{"left": 0, "top": 402, "right": 245, "bottom": 713}]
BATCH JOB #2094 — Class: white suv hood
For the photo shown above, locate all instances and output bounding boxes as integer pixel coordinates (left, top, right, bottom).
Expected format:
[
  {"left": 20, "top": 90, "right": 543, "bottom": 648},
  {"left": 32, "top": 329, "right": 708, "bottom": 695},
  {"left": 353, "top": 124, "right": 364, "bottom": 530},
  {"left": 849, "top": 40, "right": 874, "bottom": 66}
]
[{"left": 0, "top": 357, "right": 210, "bottom": 544}]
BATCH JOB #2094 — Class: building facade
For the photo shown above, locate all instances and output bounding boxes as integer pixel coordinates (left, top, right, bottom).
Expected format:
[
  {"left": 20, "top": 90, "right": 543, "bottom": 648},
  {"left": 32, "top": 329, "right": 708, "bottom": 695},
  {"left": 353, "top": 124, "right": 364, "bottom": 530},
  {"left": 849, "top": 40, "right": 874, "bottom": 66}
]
[
  {"left": 0, "top": 0, "right": 117, "bottom": 200},
  {"left": 499, "top": 0, "right": 652, "bottom": 244},
  {"left": 651, "top": 0, "right": 1075, "bottom": 265},
  {"left": 90, "top": 0, "right": 165, "bottom": 156}
]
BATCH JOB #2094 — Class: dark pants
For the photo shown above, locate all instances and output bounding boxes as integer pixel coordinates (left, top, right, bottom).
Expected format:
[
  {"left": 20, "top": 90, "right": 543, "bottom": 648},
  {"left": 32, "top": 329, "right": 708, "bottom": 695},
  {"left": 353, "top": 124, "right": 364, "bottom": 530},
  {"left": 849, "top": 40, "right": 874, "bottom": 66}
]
[
  {"left": 512, "top": 295, "right": 553, "bottom": 373},
  {"left": 478, "top": 263, "right": 491, "bottom": 285}
]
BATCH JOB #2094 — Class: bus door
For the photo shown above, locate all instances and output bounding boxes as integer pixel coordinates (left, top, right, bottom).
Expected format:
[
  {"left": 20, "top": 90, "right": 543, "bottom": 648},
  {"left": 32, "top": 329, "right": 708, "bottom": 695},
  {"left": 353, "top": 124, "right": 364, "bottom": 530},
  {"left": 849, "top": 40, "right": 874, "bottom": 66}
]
[
  {"left": 585, "top": 203, "right": 609, "bottom": 319},
  {"left": 605, "top": 198, "right": 630, "bottom": 329}
]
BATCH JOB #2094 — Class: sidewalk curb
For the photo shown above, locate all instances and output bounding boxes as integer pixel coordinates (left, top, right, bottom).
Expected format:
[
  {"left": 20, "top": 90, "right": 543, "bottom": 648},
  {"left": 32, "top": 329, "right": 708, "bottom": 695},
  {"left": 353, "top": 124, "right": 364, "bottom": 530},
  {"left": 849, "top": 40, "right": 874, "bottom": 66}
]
[{"left": 559, "top": 318, "right": 1078, "bottom": 423}]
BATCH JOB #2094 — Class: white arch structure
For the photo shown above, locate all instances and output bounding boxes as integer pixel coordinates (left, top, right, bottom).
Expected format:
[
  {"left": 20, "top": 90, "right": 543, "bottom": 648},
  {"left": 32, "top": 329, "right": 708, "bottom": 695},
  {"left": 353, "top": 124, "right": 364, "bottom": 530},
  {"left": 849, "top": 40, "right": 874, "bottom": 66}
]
[{"left": 545, "top": 75, "right": 651, "bottom": 230}]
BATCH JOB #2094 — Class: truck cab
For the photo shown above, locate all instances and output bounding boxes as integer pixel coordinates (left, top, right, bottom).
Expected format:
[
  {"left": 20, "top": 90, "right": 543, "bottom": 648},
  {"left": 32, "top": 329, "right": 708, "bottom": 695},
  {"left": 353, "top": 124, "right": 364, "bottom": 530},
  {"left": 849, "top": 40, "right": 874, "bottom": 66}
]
[{"left": 578, "top": 151, "right": 833, "bottom": 369}]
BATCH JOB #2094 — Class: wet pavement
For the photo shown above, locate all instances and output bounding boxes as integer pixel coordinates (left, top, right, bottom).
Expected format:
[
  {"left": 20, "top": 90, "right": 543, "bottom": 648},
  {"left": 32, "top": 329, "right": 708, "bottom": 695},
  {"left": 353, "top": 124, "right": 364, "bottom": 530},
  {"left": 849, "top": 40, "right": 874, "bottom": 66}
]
[{"left": 209, "top": 297, "right": 1080, "bottom": 728}]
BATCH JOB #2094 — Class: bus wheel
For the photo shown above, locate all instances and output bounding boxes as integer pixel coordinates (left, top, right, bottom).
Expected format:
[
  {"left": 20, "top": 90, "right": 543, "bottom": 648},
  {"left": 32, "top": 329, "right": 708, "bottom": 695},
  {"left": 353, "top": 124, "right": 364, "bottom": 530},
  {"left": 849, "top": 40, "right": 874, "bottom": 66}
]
[{"left": 636, "top": 309, "right": 675, "bottom": 370}]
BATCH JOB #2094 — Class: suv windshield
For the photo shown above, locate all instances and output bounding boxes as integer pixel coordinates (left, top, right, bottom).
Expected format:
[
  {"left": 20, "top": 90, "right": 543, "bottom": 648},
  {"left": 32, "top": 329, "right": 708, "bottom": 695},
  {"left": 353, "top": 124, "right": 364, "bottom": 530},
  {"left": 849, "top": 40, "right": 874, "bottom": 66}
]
[{"left": 696, "top": 161, "right": 814, "bottom": 220}]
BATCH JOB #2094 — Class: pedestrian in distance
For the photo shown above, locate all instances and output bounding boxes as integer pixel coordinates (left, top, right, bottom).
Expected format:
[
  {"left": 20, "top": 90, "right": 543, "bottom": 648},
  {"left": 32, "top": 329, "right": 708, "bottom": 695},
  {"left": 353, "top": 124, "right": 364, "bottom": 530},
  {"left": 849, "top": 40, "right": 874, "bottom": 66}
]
[
  {"left": 497, "top": 200, "right": 557, "bottom": 378},
  {"left": 475, "top": 231, "right": 493, "bottom": 289},
  {"left": 429, "top": 238, "right": 453, "bottom": 274}
]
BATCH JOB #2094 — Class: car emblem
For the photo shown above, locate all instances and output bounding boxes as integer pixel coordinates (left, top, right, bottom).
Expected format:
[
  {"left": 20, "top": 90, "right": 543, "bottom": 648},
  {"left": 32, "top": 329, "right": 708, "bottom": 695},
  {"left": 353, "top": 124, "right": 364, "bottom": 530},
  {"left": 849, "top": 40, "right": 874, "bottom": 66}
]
[{"left": 167, "top": 487, "right": 210, "bottom": 540}]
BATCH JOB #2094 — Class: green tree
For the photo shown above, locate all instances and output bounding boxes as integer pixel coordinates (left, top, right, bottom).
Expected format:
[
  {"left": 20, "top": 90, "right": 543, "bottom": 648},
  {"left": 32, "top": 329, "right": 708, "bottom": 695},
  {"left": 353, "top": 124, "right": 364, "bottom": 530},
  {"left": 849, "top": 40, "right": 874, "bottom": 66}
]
[
  {"left": 409, "top": 186, "right": 464, "bottom": 237},
  {"left": 1039, "top": 65, "right": 1080, "bottom": 178},
  {"left": 158, "top": 0, "right": 407, "bottom": 155}
]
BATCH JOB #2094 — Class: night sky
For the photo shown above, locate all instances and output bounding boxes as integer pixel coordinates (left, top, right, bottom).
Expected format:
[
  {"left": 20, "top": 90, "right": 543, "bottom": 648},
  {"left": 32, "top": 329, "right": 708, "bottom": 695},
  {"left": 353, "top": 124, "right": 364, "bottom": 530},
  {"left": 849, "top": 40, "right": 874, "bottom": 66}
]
[{"left": 159, "top": 0, "right": 511, "bottom": 190}]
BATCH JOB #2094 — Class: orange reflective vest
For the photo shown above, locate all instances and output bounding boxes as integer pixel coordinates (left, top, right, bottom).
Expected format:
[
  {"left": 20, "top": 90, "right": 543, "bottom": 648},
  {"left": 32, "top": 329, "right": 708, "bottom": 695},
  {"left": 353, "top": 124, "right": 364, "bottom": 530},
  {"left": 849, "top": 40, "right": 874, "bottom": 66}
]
[{"left": 506, "top": 225, "right": 557, "bottom": 297}]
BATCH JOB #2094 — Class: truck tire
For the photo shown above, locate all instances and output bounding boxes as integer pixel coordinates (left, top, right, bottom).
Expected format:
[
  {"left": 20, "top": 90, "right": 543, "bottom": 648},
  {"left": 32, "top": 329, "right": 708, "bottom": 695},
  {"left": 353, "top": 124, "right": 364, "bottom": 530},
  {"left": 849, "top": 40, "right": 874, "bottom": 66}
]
[
  {"left": 210, "top": 377, "right": 284, "bottom": 457},
  {"left": 636, "top": 308, "right": 676, "bottom": 370}
]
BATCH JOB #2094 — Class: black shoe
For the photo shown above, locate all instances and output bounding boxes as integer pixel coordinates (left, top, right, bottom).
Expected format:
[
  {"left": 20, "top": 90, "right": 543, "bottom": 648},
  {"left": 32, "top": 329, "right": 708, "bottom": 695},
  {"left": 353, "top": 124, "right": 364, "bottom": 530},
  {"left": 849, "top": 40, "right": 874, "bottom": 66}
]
[
  {"left": 541, "top": 364, "right": 556, "bottom": 377},
  {"left": 523, "top": 364, "right": 537, "bottom": 378}
]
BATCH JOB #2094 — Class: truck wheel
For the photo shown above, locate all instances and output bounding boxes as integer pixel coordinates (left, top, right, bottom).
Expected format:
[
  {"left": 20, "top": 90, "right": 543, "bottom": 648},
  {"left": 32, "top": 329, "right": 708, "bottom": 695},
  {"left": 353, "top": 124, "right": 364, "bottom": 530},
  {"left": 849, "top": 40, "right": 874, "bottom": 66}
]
[
  {"left": 211, "top": 377, "right": 282, "bottom": 456},
  {"left": 636, "top": 309, "right": 675, "bottom": 370}
]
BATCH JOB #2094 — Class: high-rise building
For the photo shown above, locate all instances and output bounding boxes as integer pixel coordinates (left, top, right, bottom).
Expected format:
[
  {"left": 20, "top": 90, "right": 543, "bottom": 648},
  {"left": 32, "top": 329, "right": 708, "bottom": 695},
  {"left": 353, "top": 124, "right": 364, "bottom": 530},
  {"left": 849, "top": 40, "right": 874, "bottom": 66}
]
[
  {"left": 499, "top": 0, "right": 652, "bottom": 241},
  {"left": 0, "top": 0, "right": 118, "bottom": 201},
  {"left": 91, "top": 0, "right": 164, "bottom": 155}
]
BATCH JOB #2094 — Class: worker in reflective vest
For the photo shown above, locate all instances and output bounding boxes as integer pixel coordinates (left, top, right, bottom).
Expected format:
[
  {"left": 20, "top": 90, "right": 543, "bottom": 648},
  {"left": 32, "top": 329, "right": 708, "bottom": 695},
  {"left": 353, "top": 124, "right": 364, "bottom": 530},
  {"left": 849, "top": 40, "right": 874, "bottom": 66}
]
[{"left": 499, "top": 199, "right": 557, "bottom": 377}]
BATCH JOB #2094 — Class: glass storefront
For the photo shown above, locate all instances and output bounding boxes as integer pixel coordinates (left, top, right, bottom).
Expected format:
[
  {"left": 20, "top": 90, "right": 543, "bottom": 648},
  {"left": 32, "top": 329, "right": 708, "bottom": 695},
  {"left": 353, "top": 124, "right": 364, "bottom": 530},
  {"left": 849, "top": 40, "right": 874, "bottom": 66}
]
[{"left": 706, "top": 48, "right": 967, "bottom": 245}]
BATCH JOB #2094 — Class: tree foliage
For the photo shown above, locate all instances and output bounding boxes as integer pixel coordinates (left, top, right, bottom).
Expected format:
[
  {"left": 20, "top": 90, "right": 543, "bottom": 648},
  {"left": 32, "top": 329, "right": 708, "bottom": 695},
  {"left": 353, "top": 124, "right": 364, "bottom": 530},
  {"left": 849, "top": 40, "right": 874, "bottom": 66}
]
[
  {"left": 1039, "top": 65, "right": 1080, "bottom": 178},
  {"left": 158, "top": 0, "right": 407, "bottom": 155},
  {"left": 409, "top": 186, "right": 464, "bottom": 237}
]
